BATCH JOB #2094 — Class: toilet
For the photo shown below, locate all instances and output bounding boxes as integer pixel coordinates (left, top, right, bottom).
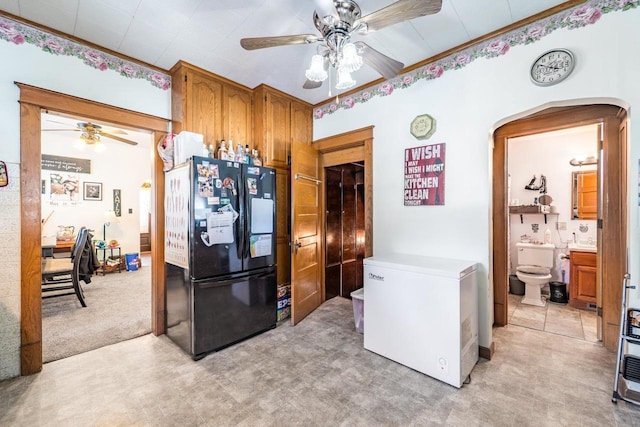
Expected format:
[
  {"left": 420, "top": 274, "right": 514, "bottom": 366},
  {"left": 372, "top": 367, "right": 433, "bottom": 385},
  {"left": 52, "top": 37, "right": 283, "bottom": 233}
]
[{"left": 515, "top": 242, "right": 555, "bottom": 307}]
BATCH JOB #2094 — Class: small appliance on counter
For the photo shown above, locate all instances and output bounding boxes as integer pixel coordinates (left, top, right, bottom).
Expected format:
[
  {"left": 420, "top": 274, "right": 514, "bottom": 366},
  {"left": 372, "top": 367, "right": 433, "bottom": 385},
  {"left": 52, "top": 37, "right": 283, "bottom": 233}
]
[{"left": 165, "top": 155, "right": 277, "bottom": 360}]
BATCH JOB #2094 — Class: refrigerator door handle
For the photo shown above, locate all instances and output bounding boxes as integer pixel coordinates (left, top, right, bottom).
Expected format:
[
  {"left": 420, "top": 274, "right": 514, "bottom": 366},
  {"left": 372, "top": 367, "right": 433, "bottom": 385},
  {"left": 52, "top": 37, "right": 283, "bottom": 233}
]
[
  {"left": 237, "top": 168, "right": 245, "bottom": 260},
  {"left": 244, "top": 192, "right": 252, "bottom": 259}
]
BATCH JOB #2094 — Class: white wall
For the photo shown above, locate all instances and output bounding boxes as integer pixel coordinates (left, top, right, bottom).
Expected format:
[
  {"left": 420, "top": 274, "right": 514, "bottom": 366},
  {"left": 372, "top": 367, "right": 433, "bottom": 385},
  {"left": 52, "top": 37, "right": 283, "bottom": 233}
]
[
  {"left": 508, "top": 125, "right": 598, "bottom": 283},
  {"left": 0, "top": 38, "right": 170, "bottom": 380},
  {"left": 314, "top": 9, "right": 640, "bottom": 350},
  {"left": 41, "top": 129, "right": 153, "bottom": 255}
]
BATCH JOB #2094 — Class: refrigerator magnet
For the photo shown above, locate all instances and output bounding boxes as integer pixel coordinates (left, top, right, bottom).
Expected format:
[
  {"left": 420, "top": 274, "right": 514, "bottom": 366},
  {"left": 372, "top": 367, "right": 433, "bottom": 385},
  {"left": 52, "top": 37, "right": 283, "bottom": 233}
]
[
  {"left": 0, "top": 161, "right": 7, "bottom": 187},
  {"left": 247, "top": 178, "right": 257, "bottom": 195}
]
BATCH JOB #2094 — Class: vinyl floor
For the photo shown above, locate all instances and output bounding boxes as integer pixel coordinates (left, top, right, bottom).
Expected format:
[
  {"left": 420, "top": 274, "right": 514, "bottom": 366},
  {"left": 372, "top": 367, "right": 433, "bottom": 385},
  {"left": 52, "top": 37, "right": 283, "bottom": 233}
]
[{"left": 1, "top": 297, "right": 639, "bottom": 426}]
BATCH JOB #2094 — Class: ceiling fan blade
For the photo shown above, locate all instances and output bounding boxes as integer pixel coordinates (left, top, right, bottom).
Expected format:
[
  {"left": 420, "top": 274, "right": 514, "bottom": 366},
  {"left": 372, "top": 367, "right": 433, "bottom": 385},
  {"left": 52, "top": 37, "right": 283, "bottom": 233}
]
[
  {"left": 356, "top": 42, "right": 404, "bottom": 79},
  {"left": 241, "top": 34, "right": 319, "bottom": 50},
  {"left": 354, "top": 0, "right": 442, "bottom": 33},
  {"left": 102, "top": 132, "right": 138, "bottom": 146},
  {"left": 42, "top": 128, "right": 80, "bottom": 132},
  {"left": 303, "top": 79, "right": 324, "bottom": 89}
]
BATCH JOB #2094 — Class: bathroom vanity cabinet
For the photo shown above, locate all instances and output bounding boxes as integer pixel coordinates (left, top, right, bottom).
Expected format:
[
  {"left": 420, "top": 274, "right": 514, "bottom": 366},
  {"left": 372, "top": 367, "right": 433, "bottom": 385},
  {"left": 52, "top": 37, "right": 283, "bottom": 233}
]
[{"left": 569, "top": 250, "right": 597, "bottom": 310}]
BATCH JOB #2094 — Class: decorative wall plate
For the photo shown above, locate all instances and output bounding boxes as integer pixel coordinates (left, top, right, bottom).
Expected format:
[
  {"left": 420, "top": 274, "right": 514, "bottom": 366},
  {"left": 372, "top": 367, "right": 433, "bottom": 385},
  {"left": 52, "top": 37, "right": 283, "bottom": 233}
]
[{"left": 410, "top": 114, "right": 436, "bottom": 140}]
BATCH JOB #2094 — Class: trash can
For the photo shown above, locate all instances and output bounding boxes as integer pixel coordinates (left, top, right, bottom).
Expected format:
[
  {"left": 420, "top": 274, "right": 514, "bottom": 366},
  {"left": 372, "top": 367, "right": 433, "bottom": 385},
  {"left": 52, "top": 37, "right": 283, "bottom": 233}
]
[
  {"left": 125, "top": 253, "right": 139, "bottom": 271},
  {"left": 549, "top": 281, "right": 568, "bottom": 303},
  {"left": 509, "top": 274, "right": 525, "bottom": 296},
  {"left": 351, "top": 288, "right": 364, "bottom": 334}
]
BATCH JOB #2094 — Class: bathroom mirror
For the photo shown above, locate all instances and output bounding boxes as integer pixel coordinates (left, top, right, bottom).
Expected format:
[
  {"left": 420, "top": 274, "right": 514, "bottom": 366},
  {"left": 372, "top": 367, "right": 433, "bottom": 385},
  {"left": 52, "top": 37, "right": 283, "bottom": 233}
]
[{"left": 571, "top": 170, "right": 597, "bottom": 220}]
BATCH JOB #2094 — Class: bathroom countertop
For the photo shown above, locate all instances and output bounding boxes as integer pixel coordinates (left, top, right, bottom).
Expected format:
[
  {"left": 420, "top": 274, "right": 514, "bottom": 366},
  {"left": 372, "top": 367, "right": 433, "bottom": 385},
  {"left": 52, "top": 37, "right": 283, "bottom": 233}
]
[{"left": 568, "top": 242, "right": 597, "bottom": 253}]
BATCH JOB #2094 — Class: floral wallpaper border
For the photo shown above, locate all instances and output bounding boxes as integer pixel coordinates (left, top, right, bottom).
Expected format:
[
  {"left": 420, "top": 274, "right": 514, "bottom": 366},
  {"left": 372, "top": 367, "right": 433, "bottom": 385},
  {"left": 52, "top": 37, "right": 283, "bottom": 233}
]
[
  {"left": 314, "top": 0, "right": 639, "bottom": 119},
  {"left": 0, "top": 15, "right": 171, "bottom": 91}
]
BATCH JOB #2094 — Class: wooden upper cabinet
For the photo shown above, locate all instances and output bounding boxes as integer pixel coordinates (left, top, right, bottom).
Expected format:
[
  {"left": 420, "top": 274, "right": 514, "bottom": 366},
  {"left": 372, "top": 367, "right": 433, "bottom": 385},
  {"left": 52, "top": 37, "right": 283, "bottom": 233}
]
[
  {"left": 291, "top": 99, "right": 313, "bottom": 146},
  {"left": 253, "top": 84, "right": 313, "bottom": 170},
  {"left": 223, "top": 85, "right": 253, "bottom": 147},
  {"left": 267, "top": 92, "right": 291, "bottom": 168},
  {"left": 170, "top": 61, "right": 253, "bottom": 152}
]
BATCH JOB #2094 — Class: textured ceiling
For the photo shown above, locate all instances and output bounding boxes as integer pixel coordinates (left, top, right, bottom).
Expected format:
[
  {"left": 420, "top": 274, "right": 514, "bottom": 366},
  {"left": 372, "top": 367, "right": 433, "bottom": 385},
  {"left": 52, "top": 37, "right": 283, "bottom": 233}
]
[{"left": 0, "top": 0, "right": 571, "bottom": 105}]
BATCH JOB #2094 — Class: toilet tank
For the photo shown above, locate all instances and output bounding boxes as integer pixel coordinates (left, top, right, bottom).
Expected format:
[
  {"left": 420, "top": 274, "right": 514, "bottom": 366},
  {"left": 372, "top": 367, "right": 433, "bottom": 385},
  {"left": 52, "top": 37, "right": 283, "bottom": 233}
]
[{"left": 516, "top": 242, "right": 555, "bottom": 267}]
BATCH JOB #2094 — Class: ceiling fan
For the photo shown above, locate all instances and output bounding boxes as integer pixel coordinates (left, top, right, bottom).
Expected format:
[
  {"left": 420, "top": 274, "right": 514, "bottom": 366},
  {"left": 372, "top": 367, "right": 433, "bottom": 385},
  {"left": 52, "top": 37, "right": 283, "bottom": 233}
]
[
  {"left": 43, "top": 121, "right": 138, "bottom": 146},
  {"left": 240, "top": 0, "right": 442, "bottom": 90}
]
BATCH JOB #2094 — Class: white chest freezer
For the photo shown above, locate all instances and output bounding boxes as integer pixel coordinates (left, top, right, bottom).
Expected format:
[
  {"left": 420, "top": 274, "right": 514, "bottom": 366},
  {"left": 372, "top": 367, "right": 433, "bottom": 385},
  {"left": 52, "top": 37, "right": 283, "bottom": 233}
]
[{"left": 363, "top": 253, "right": 479, "bottom": 388}]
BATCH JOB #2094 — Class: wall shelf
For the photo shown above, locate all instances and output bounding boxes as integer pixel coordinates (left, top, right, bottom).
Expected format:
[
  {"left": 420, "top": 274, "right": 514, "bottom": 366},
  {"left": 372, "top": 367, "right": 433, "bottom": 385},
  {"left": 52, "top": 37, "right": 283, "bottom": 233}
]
[{"left": 509, "top": 206, "right": 558, "bottom": 224}]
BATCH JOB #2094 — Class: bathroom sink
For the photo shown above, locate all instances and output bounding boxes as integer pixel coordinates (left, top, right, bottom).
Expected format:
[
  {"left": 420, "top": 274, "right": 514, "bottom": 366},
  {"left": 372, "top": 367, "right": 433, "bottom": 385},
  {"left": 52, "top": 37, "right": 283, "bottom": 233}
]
[{"left": 568, "top": 242, "right": 597, "bottom": 253}]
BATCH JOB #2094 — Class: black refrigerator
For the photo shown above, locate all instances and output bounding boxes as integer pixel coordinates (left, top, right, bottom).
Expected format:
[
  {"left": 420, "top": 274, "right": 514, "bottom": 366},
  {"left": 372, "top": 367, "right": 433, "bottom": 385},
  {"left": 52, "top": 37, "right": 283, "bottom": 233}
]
[{"left": 165, "top": 155, "right": 277, "bottom": 360}]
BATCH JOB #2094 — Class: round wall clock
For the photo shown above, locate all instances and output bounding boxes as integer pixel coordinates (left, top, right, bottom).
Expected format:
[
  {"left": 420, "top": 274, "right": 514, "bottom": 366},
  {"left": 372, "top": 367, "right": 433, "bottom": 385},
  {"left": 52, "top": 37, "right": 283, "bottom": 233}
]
[
  {"left": 530, "top": 48, "right": 575, "bottom": 86},
  {"left": 410, "top": 114, "right": 436, "bottom": 140}
]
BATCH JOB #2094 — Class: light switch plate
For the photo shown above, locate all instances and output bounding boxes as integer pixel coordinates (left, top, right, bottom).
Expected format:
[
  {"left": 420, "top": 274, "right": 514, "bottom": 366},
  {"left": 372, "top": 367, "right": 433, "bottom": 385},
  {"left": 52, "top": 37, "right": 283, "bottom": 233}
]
[{"left": 557, "top": 222, "right": 567, "bottom": 230}]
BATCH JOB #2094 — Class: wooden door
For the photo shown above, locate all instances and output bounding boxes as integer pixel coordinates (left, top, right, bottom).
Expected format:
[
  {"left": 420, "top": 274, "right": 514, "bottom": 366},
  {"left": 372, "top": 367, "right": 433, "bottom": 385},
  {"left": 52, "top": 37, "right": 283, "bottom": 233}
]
[{"left": 291, "top": 140, "right": 322, "bottom": 324}]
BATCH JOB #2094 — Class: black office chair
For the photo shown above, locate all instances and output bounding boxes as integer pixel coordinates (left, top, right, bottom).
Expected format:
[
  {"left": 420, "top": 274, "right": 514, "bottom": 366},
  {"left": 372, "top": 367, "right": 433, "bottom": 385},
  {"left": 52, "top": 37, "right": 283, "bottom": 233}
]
[{"left": 42, "top": 227, "right": 90, "bottom": 307}]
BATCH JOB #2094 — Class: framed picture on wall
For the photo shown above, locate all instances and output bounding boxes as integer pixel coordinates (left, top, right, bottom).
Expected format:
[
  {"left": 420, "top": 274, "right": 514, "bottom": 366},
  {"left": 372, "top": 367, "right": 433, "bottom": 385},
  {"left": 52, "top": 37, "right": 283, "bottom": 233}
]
[{"left": 83, "top": 182, "right": 102, "bottom": 201}]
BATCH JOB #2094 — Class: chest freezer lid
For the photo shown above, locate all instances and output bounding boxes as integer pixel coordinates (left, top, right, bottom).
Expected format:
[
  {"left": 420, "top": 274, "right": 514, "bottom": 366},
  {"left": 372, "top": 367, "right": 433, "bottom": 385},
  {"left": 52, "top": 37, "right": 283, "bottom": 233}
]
[{"left": 364, "top": 253, "right": 478, "bottom": 279}]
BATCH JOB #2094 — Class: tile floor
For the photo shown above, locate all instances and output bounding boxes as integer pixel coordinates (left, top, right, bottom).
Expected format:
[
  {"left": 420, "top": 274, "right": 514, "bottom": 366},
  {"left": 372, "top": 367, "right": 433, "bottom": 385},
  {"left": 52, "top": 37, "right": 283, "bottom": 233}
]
[
  {"left": 1, "top": 297, "right": 640, "bottom": 426},
  {"left": 508, "top": 293, "right": 598, "bottom": 342}
]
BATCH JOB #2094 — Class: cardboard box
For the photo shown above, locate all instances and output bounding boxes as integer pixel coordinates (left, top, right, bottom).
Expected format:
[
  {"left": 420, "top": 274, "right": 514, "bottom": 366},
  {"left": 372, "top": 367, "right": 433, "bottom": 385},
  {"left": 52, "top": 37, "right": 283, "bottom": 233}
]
[
  {"left": 276, "top": 283, "right": 291, "bottom": 321},
  {"left": 277, "top": 283, "right": 291, "bottom": 299},
  {"left": 277, "top": 306, "right": 290, "bottom": 321}
]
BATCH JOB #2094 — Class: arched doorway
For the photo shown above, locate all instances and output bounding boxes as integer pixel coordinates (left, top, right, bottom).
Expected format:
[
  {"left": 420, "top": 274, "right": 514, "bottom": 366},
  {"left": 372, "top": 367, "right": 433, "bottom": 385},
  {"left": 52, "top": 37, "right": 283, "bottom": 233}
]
[
  {"left": 492, "top": 103, "right": 628, "bottom": 351},
  {"left": 18, "top": 83, "right": 169, "bottom": 375}
]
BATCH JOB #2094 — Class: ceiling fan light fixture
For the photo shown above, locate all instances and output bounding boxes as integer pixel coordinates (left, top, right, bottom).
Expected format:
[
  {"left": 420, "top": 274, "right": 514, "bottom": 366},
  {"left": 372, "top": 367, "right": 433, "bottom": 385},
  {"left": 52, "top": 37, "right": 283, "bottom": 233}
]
[
  {"left": 305, "top": 54, "right": 328, "bottom": 82},
  {"left": 340, "top": 42, "right": 362, "bottom": 73},
  {"left": 336, "top": 68, "right": 356, "bottom": 90},
  {"left": 81, "top": 131, "right": 100, "bottom": 144}
]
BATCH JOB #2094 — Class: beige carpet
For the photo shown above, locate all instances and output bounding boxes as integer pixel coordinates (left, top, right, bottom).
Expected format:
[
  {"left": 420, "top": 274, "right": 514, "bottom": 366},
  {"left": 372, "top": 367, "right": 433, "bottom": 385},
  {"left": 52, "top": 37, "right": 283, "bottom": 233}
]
[{"left": 41, "top": 263, "right": 151, "bottom": 363}]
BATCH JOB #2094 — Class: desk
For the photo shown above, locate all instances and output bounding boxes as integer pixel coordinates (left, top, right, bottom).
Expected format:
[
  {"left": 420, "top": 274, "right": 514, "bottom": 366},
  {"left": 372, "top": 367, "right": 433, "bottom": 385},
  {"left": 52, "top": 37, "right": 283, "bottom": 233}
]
[{"left": 96, "top": 246, "right": 122, "bottom": 275}]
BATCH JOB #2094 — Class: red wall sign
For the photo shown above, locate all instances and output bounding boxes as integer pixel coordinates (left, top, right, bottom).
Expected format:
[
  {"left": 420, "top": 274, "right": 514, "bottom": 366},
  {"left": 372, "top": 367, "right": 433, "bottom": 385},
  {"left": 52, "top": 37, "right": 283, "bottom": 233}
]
[{"left": 404, "top": 143, "right": 445, "bottom": 206}]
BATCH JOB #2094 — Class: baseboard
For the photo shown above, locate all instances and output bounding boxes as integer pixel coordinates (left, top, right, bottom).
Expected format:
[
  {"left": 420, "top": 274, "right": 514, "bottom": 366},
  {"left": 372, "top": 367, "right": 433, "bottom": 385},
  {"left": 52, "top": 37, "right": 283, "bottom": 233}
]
[{"left": 479, "top": 342, "right": 495, "bottom": 360}]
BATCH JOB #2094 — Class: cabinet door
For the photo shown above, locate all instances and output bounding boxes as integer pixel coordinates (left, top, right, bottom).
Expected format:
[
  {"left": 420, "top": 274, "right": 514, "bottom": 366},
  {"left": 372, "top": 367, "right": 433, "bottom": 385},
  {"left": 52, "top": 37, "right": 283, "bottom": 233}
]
[
  {"left": 569, "top": 251, "right": 597, "bottom": 309},
  {"left": 577, "top": 170, "right": 597, "bottom": 219},
  {"left": 223, "top": 85, "right": 253, "bottom": 147},
  {"left": 291, "top": 99, "right": 312, "bottom": 145},
  {"left": 186, "top": 69, "right": 223, "bottom": 148},
  {"left": 265, "top": 92, "right": 291, "bottom": 168}
]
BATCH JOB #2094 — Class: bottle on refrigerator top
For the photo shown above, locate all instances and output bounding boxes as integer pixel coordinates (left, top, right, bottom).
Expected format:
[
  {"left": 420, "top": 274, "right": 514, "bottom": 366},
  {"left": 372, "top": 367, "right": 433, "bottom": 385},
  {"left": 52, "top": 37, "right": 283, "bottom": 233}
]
[
  {"left": 218, "top": 140, "right": 228, "bottom": 160},
  {"left": 252, "top": 149, "right": 263, "bottom": 166},
  {"left": 245, "top": 145, "right": 251, "bottom": 165},
  {"left": 228, "top": 140, "right": 235, "bottom": 162},
  {"left": 236, "top": 141, "right": 245, "bottom": 163}
]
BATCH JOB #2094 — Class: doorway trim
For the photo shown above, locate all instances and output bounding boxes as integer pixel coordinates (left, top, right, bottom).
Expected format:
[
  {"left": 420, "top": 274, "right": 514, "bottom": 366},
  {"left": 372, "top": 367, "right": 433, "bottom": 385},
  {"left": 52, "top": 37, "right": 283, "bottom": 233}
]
[
  {"left": 313, "top": 126, "right": 374, "bottom": 301},
  {"left": 17, "top": 83, "right": 168, "bottom": 375},
  {"left": 492, "top": 103, "right": 627, "bottom": 351}
]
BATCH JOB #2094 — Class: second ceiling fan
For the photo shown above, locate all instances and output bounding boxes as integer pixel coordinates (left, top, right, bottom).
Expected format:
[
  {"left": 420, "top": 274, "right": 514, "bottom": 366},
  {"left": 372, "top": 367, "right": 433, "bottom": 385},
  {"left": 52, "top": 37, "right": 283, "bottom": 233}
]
[
  {"left": 43, "top": 121, "right": 138, "bottom": 146},
  {"left": 241, "top": 0, "right": 442, "bottom": 90}
]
